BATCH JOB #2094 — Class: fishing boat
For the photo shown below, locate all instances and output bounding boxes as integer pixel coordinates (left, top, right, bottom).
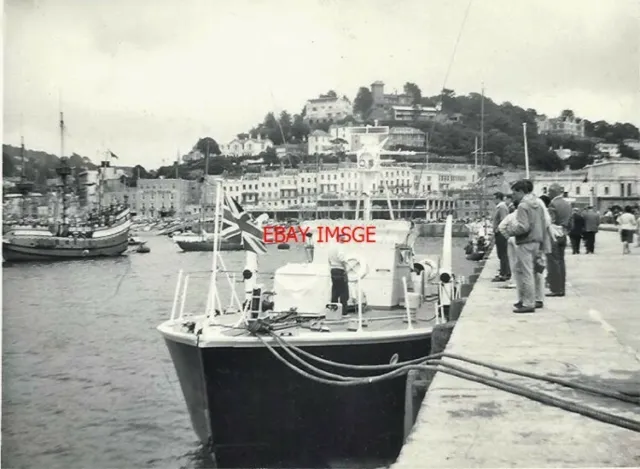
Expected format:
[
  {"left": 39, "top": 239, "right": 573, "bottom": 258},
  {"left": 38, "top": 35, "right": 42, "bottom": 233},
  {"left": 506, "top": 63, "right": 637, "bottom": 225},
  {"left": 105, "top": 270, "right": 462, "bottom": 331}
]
[
  {"left": 173, "top": 229, "right": 244, "bottom": 252},
  {"left": 2, "top": 114, "right": 131, "bottom": 262},
  {"left": 158, "top": 138, "right": 460, "bottom": 467}
]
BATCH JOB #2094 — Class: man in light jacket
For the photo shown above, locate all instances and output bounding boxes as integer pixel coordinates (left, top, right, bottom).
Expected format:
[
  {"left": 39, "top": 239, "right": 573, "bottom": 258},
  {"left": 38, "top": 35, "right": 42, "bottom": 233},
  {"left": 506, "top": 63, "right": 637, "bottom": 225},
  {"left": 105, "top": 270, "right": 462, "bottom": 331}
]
[
  {"left": 501, "top": 179, "right": 546, "bottom": 313},
  {"left": 582, "top": 206, "right": 600, "bottom": 254},
  {"left": 546, "top": 183, "right": 572, "bottom": 297}
]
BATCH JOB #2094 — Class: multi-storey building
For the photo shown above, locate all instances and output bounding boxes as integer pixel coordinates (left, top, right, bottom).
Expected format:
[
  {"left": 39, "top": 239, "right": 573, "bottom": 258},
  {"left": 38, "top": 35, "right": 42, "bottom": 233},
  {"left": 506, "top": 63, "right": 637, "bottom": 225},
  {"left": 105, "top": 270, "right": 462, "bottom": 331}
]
[
  {"left": 535, "top": 114, "right": 586, "bottom": 138},
  {"left": 388, "top": 127, "right": 427, "bottom": 148},
  {"left": 531, "top": 159, "right": 640, "bottom": 211},
  {"left": 304, "top": 94, "right": 352, "bottom": 124},
  {"left": 220, "top": 135, "right": 274, "bottom": 157},
  {"left": 595, "top": 143, "right": 621, "bottom": 158}
]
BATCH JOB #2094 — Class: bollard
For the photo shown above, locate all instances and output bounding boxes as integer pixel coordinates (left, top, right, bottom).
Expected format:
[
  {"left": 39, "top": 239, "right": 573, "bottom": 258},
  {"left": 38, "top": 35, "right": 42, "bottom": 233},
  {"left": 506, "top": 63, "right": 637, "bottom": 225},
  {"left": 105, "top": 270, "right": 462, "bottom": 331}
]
[
  {"left": 449, "top": 298, "right": 467, "bottom": 321},
  {"left": 468, "top": 274, "right": 479, "bottom": 284},
  {"left": 459, "top": 283, "right": 473, "bottom": 298}
]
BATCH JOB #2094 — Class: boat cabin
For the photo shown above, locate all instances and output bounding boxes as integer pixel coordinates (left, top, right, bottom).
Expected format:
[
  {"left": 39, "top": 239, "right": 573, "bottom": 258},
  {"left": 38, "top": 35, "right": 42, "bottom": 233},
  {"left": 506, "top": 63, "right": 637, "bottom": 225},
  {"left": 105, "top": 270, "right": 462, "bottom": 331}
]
[{"left": 271, "top": 220, "right": 420, "bottom": 312}]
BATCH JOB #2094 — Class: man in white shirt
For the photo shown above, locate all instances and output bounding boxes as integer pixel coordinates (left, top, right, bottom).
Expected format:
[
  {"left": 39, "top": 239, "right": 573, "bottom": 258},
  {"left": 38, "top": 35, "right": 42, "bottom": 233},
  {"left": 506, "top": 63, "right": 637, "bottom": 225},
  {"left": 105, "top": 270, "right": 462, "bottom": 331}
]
[{"left": 328, "top": 235, "right": 350, "bottom": 314}]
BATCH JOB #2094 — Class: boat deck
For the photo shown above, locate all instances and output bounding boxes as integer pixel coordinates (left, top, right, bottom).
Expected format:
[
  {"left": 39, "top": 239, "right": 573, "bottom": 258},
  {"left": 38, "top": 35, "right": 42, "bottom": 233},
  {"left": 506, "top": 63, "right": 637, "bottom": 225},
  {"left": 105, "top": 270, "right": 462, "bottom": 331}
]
[{"left": 160, "top": 295, "right": 440, "bottom": 348}]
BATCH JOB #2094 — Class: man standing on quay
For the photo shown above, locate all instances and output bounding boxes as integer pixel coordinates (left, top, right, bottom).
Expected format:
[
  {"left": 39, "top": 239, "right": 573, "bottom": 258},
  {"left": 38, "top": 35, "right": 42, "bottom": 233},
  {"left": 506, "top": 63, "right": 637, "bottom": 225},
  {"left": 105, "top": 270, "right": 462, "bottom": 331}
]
[
  {"left": 492, "top": 192, "right": 511, "bottom": 282},
  {"left": 502, "top": 180, "right": 545, "bottom": 313},
  {"left": 582, "top": 205, "right": 600, "bottom": 254},
  {"left": 546, "top": 184, "right": 572, "bottom": 297}
]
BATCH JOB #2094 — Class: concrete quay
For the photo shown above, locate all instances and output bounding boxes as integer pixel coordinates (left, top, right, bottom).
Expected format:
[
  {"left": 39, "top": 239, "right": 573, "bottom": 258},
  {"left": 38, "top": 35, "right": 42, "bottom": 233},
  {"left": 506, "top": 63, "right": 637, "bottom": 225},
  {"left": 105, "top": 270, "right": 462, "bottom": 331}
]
[{"left": 393, "top": 231, "right": 640, "bottom": 468}]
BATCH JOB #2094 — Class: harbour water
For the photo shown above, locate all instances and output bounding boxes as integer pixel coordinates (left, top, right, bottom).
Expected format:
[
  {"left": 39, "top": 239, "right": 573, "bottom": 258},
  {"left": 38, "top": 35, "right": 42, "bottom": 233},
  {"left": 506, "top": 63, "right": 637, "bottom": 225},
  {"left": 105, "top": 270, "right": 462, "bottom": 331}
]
[{"left": 2, "top": 235, "right": 475, "bottom": 469}]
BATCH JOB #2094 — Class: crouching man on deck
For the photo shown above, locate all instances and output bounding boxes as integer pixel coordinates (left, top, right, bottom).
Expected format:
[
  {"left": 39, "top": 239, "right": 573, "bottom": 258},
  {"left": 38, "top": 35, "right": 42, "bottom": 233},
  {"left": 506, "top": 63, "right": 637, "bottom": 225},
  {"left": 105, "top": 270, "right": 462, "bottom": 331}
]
[{"left": 328, "top": 235, "right": 350, "bottom": 315}]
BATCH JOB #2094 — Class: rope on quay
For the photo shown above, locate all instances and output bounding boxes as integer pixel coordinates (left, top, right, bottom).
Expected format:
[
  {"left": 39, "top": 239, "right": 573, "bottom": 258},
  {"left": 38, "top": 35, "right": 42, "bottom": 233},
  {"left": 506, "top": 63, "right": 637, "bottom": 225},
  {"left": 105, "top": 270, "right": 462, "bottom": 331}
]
[
  {"left": 248, "top": 331, "right": 640, "bottom": 433},
  {"left": 265, "top": 332, "right": 639, "bottom": 404}
]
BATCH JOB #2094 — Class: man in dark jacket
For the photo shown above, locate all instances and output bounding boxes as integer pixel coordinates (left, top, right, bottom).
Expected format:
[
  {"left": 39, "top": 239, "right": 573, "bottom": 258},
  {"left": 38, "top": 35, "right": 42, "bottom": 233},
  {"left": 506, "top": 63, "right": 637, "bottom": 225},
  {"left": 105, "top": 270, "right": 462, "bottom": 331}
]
[
  {"left": 582, "top": 206, "right": 600, "bottom": 254},
  {"left": 546, "top": 183, "right": 572, "bottom": 297},
  {"left": 569, "top": 208, "right": 585, "bottom": 254},
  {"left": 492, "top": 192, "right": 511, "bottom": 282}
]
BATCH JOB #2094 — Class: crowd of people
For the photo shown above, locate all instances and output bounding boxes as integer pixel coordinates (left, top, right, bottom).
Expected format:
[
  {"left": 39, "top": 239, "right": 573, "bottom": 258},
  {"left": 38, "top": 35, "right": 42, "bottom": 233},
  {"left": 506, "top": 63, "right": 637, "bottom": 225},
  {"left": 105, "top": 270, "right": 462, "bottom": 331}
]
[{"left": 490, "top": 181, "right": 639, "bottom": 314}]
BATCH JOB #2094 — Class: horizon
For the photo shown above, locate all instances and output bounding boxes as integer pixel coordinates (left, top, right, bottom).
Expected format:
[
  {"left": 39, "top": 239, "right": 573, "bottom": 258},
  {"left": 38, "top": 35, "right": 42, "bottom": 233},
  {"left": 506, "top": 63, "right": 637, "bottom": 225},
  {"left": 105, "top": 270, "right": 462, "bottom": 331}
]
[{"left": 4, "top": 0, "right": 639, "bottom": 168}]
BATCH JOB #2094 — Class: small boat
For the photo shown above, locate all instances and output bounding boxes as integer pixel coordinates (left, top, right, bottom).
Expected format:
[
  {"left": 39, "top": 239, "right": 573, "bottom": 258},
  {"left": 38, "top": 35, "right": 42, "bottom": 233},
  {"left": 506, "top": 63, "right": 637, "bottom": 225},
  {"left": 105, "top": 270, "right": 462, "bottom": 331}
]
[
  {"left": 158, "top": 139, "right": 460, "bottom": 467},
  {"left": 128, "top": 236, "right": 144, "bottom": 246},
  {"left": 464, "top": 221, "right": 490, "bottom": 261}
]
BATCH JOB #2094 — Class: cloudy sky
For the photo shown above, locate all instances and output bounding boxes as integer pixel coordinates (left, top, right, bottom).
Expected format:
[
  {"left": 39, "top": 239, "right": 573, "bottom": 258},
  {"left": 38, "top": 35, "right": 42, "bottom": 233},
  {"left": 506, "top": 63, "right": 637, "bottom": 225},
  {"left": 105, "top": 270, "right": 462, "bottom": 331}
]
[{"left": 4, "top": 0, "right": 639, "bottom": 168}]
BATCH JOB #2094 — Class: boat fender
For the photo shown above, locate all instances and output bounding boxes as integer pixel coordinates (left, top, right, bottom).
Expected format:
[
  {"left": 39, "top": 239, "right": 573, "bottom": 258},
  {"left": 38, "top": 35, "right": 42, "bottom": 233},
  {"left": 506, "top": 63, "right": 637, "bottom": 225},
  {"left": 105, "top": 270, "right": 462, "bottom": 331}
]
[
  {"left": 243, "top": 269, "right": 252, "bottom": 280},
  {"left": 414, "top": 258, "right": 438, "bottom": 281},
  {"left": 82, "top": 249, "right": 89, "bottom": 256},
  {"left": 344, "top": 255, "right": 368, "bottom": 281}
]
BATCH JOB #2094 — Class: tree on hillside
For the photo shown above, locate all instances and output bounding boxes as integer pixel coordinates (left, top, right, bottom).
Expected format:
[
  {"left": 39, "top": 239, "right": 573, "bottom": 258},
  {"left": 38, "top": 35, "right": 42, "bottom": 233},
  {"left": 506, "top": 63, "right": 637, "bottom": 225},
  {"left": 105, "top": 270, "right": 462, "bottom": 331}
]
[
  {"left": 278, "top": 111, "right": 292, "bottom": 142},
  {"left": 560, "top": 109, "right": 575, "bottom": 120},
  {"left": 194, "top": 137, "right": 221, "bottom": 155},
  {"left": 324, "top": 90, "right": 337, "bottom": 98},
  {"left": 3, "top": 151, "right": 16, "bottom": 177},
  {"left": 262, "top": 146, "right": 279, "bottom": 165},
  {"left": 291, "top": 114, "right": 310, "bottom": 142},
  {"left": 403, "top": 82, "right": 422, "bottom": 105},
  {"left": 353, "top": 87, "right": 373, "bottom": 119},
  {"left": 619, "top": 143, "right": 640, "bottom": 160}
]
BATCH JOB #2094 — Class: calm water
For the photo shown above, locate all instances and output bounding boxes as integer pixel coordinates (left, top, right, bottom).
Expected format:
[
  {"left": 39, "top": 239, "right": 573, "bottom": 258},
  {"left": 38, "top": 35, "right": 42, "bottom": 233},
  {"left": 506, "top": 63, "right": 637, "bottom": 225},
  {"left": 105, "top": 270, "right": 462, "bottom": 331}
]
[{"left": 2, "top": 235, "right": 474, "bottom": 469}]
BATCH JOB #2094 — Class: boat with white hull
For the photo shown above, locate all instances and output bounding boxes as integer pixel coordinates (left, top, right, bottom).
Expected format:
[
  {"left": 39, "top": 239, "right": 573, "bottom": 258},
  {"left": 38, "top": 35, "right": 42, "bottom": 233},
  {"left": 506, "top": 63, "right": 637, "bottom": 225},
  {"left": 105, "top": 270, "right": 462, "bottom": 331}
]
[{"left": 158, "top": 139, "right": 460, "bottom": 467}]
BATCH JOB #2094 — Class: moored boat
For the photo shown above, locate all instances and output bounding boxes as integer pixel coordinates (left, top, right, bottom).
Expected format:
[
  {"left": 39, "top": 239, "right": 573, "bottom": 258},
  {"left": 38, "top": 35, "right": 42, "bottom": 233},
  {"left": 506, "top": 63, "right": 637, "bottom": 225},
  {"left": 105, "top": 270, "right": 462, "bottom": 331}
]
[
  {"left": 158, "top": 139, "right": 460, "bottom": 467},
  {"left": 2, "top": 116, "right": 131, "bottom": 263}
]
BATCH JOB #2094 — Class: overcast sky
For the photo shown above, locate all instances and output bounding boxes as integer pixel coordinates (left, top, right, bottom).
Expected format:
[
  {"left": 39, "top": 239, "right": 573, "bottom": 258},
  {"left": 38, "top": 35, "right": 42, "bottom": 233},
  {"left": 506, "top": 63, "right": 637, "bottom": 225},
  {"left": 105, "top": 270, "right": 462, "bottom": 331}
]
[{"left": 4, "top": 0, "right": 639, "bottom": 168}]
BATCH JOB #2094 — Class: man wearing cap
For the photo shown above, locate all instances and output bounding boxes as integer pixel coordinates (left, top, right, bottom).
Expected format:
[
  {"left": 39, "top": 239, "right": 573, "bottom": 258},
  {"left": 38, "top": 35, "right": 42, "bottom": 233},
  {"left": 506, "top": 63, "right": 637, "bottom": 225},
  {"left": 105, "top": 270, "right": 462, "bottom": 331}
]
[
  {"left": 546, "top": 183, "right": 572, "bottom": 297},
  {"left": 328, "top": 235, "right": 350, "bottom": 315},
  {"left": 492, "top": 191, "right": 511, "bottom": 282}
]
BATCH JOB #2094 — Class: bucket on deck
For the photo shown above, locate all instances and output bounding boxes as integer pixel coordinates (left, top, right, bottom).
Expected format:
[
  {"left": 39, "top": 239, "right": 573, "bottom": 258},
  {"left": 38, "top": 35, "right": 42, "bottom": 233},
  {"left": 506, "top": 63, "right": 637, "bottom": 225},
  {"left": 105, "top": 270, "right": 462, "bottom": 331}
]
[{"left": 406, "top": 292, "right": 421, "bottom": 310}]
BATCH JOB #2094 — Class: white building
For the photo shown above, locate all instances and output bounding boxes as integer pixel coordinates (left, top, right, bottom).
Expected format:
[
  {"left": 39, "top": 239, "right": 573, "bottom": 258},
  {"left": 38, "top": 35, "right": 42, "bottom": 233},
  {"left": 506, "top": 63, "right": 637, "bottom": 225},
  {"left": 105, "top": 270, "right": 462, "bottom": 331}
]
[
  {"left": 535, "top": 114, "right": 586, "bottom": 138},
  {"left": 304, "top": 95, "right": 352, "bottom": 124},
  {"left": 595, "top": 143, "right": 621, "bottom": 158},
  {"left": 623, "top": 139, "right": 640, "bottom": 152},
  {"left": 531, "top": 159, "right": 640, "bottom": 210},
  {"left": 221, "top": 135, "right": 274, "bottom": 157},
  {"left": 307, "top": 129, "right": 333, "bottom": 155},
  {"left": 390, "top": 106, "right": 438, "bottom": 122}
]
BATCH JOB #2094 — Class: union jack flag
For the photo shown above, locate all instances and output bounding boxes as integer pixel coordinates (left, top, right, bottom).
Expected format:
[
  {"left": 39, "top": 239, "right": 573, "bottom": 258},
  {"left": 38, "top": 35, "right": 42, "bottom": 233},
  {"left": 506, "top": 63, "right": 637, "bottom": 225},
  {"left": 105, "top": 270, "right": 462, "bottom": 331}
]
[{"left": 220, "top": 193, "right": 267, "bottom": 254}]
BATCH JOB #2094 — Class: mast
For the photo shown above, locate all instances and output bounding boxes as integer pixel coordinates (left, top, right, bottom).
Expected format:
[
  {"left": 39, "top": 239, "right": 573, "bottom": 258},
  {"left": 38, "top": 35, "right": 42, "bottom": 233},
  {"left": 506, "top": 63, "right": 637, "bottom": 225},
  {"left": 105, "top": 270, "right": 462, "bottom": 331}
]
[
  {"left": 523, "top": 122, "right": 530, "bottom": 179},
  {"left": 202, "top": 141, "right": 210, "bottom": 227},
  {"left": 480, "top": 84, "right": 486, "bottom": 220},
  {"left": 55, "top": 112, "right": 72, "bottom": 226},
  {"left": 16, "top": 136, "right": 34, "bottom": 217}
]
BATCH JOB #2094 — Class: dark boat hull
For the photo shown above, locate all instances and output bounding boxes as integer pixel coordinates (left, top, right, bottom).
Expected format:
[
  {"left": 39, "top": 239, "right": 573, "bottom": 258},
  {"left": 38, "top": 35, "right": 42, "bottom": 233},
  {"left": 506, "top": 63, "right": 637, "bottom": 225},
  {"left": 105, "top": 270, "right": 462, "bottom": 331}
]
[
  {"left": 2, "top": 231, "right": 129, "bottom": 262},
  {"left": 175, "top": 240, "right": 244, "bottom": 252},
  {"left": 164, "top": 335, "right": 431, "bottom": 468}
]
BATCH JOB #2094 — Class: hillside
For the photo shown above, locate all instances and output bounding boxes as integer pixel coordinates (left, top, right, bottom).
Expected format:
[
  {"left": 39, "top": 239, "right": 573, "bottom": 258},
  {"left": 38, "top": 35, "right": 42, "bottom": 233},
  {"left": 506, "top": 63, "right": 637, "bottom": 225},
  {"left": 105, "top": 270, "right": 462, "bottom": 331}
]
[
  {"left": 2, "top": 144, "right": 97, "bottom": 184},
  {"left": 244, "top": 85, "right": 640, "bottom": 171}
]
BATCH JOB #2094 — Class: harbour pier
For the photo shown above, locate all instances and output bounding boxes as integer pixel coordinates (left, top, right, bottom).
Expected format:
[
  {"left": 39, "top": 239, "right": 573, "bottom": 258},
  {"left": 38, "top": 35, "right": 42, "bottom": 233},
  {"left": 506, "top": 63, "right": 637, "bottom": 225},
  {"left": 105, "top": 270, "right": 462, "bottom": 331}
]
[{"left": 394, "top": 230, "right": 640, "bottom": 468}]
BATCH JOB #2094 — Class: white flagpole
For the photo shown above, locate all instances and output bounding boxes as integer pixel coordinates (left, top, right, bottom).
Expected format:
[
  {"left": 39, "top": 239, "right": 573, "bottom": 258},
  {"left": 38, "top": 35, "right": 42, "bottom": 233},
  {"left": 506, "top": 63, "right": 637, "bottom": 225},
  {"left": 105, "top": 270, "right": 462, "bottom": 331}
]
[
  {"left": 523, "top": 123, "right": 530, "bottom": 179},
  {"left": 208, "top": 181, "right": 223, "bottom": 318}
]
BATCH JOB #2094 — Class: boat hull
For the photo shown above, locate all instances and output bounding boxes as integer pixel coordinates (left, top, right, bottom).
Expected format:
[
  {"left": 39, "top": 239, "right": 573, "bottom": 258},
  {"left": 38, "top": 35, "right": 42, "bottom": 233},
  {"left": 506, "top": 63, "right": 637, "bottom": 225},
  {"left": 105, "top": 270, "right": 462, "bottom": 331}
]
[
  {"left": 175, "top": 240, "right": 244, "bottom": 252},
  {"left": 2, "top": 230, "right": 129, "bottom": 262},
  {"left": 163, "top": 334, "right": 431, "bottom": 468}
]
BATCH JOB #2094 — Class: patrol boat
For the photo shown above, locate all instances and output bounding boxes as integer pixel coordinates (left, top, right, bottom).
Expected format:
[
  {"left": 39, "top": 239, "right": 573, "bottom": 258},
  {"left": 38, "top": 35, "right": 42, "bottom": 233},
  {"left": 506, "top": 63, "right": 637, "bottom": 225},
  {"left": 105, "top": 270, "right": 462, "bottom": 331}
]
[{"left": 157, "top": 138, "right": 459, "bottom": 467}]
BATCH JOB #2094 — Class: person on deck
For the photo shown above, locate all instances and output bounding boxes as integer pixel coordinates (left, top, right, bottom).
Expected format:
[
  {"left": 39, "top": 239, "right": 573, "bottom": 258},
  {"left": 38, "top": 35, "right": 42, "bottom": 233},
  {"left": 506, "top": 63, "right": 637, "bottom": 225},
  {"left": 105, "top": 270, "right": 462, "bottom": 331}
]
[
  {"left": 546, "top": 184, "right": 572, "bottom": 297},
  {"left": 328, "top": 235, "right": 350, "bottom": 315},
  {"left": 501, "top": 180, "right": 545, "bottom": 313},
  {"left": 492, "top": 192, "right": 511, "bottom": 282}
]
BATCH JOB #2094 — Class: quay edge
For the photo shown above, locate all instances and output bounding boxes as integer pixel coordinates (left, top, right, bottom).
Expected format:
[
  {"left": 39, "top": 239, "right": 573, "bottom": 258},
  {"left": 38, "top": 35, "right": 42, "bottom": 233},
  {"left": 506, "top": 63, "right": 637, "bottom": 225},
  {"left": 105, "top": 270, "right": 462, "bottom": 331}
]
[{"left": 393, "top": 231, "right": 640, "bottom": 468}]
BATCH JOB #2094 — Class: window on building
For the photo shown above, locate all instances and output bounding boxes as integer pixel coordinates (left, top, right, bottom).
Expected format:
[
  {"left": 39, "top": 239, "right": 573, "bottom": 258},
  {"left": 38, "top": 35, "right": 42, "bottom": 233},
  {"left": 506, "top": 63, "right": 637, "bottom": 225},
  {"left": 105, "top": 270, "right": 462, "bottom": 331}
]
[
  {"left": 604, "top": 186, "right": 609, "bottom": 195},
  {"left": 628, "top": 183, "right": 633, "bottom": 197},
  {"left": 576, "top": 187, "right": 581, "bottom": 195}
]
